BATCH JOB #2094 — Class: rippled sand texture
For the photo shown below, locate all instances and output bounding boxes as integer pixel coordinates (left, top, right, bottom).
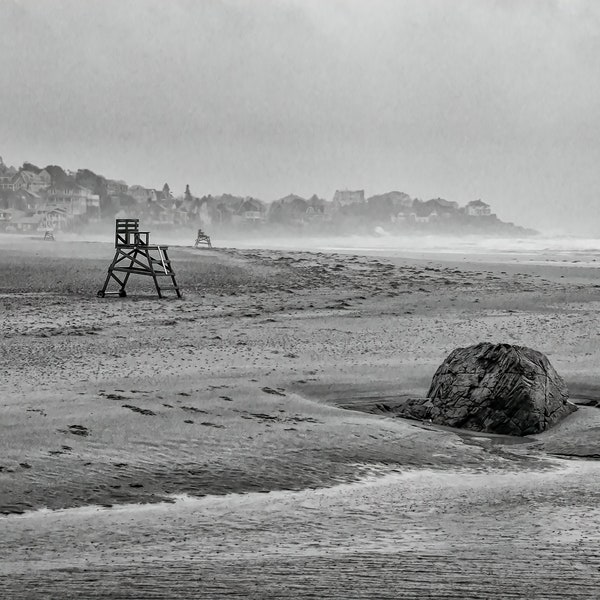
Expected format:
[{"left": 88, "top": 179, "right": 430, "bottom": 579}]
[
  {"left": 2, "top": 236, "right": 600, "bottom": 598},
  {"left": 2, "top": 462, "right": 600, "bottom": 599}
]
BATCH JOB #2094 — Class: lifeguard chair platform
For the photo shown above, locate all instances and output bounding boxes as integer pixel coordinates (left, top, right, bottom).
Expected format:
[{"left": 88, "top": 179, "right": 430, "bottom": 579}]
[{"left": 97, "top": 219, "right": 182, "bottom": 299}]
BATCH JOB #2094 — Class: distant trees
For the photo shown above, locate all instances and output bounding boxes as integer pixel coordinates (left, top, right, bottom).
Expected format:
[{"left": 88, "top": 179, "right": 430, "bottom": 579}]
[
  {"left": 76, "top": 169, "right": 106, "bottom": 197},
  {"left": 44, "top": 165, "right": 69, "bottom": 184},
  {"left": 22, "top": 162, "right": 41, "bottom": 173},
  {"left": 75, "top": 168, "right": 113, "bottom": 218}
]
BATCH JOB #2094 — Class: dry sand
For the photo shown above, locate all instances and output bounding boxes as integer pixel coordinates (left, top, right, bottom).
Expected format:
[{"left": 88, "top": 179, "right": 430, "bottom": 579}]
[{"left": 1, "top": 234, "right": 600, "bottom": 598}]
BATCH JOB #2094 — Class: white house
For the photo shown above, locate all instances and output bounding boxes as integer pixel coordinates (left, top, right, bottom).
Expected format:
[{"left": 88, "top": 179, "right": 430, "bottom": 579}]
[{"left": 465, "top": 199, "right": 492, "bottom": 217}]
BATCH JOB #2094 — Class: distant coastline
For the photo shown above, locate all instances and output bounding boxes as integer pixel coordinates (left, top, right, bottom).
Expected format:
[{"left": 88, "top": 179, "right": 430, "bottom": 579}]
[{"left": 0, "top": 155, "right": 535, "bottom": 238}]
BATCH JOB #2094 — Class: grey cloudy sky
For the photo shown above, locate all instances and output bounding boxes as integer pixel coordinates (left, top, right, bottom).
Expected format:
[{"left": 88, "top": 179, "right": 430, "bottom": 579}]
[{"left": 1, "top": 0, "right": 599, "bottom": 234}]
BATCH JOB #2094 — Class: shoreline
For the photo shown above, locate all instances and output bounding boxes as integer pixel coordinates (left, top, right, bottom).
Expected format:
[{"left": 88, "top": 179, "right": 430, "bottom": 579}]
[{"left": 0, "top": 455, "right": 583, "bottom": 522}]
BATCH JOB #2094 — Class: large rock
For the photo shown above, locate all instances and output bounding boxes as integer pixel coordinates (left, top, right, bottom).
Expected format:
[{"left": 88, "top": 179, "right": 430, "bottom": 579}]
[{"left": 403, "top": 342, "right": 577, "bottom": 436}]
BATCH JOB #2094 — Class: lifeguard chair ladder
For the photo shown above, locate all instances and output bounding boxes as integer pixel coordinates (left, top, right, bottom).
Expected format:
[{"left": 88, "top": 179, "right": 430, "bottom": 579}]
[
  {"left": 97, "top": 218, "right": 182, "bottom": 298},
  {"left": 194, "top": 228, "right": 212, "bottom": 248}
]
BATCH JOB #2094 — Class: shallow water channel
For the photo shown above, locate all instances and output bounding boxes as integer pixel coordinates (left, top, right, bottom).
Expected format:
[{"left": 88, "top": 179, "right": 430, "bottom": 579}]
[{"left": 1, "top": 461, "right": 600, "bottom": 599}]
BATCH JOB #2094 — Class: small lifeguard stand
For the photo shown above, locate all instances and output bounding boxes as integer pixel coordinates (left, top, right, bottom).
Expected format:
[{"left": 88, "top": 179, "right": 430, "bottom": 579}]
[
  {"left": 194, "top": 228, "right": 212, "bottom": 248},
  {"left": 97, "top": 219, "right": 182, "bottom": 298}
]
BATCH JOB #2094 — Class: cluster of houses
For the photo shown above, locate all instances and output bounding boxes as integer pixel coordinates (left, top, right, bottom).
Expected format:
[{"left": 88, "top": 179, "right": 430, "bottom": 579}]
[
  {"left": 0, "top": 159, "right": 100, "bottom": 233},
  {"left": 0, "top": 155, "right": 507, "bottom": 236}
]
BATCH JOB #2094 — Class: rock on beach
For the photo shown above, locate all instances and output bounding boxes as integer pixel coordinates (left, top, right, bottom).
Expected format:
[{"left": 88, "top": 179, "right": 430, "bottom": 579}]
[{"left": 401, "top": 342, "right": 577, "bottom": 436}]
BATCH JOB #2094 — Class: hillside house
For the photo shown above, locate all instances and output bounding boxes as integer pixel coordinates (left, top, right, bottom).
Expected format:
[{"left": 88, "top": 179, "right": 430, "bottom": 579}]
[
  {"left": 129, "top": 185, "right": 153, "bottom": 203},
  {"left": 233, "top": 197, "right": 266, "bottom": 224},
  {"left": 106, "top": 179, "right": 129, "bottom": 195},
  {"left": 414, "top": 214, "right": 432, "bottom": 223},
  {"left": 0, "top": 158, "right": 17, "bottom": 190},
  {"left": 392, "top": 212, "right": 419, "bottom": 224},
  {"left": 86, "top": 194, "right": 100, "bottom": 211},
  {"left": 0, "top": 207, "right": 23, "bottom": 229},
  {"left": 147, "top": 189, "right": 162, "bottom": 203},
  {"left": 305, "top": 195, "right": 328, "bottom": 219},
  {"left": 36, "top": 207, "right": 70, "bottom": 230},
  {"left": 428, "top": 197, "right": 458, "bottom": 210},
  {"left": 0, "top": 189, "right": 41, "bottom": 211},
  {"left": 332, "top": 189, "right": 365, "bottom": 208},
  {"left": 45, "top": 183, "right": 96, "bottom": 215},
  {"left": 0, "top": 176, "right": 14, "bottom": 191},
  {"left": 0, "top": 171, "right": 19, "bottom": 191},
  {"left": 14, "top": 169, "right": 51, "bottom": 193},
  {"left": 9, "top": 213, "right": 43, "bottom": 232},
  {"left": 422, "top": 198, "right": 459, "bottom": 219},
  {"left": 465, "top": 199, "right": 492, "bottom": 217}
]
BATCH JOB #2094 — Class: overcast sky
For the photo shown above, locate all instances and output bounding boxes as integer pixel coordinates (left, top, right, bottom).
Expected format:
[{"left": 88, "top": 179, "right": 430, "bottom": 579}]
[{"left": 1, "top": 0, "right": 599, "bottom": 234}]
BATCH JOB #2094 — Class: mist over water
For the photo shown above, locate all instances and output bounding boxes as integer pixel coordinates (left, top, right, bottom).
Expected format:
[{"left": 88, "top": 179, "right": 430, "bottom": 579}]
[
  {"left": 51, "top": 228, "right": 600, "bottom": 268},
  {"left": 196, "top": 231, "right": 600, "bottom": 265}
]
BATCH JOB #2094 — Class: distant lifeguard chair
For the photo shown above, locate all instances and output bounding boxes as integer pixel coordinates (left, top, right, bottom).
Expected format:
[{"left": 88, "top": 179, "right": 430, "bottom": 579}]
[
  {"left": 43, "top": 230, "right": 55, "bottom": 241},
  {"left": 194, "top": 228, "right": 212, "bottom": 248},
  {"left": 97, "top": 218, "right": 182, "bottom": 298}
]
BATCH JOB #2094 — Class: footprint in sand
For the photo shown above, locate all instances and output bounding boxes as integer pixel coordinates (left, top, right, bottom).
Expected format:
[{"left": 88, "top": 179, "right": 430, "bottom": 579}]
[
  {"left": 101, "top": 392, "right": 130, "bottom": 401},
  {"left": 182, "top": 406, "right": 208, "bottom": 414},
  {"left": 261, "top": 387, "right": 286, "bottom": 397},
  {"left": 67, "top": 424, "right": 90, "bottom": 437},
  {"left": 122, "top": 404, "right": 156, "bottom": 416}
]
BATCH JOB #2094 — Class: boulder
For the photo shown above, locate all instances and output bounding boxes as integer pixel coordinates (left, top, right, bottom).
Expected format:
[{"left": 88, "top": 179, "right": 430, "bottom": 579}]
[{"left": 402, "top": 342, "right": 577, "bottom": 436}]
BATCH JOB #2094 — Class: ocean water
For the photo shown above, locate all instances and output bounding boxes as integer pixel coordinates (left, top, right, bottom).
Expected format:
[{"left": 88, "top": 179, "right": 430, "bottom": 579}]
[
  {"left": 44, "top": 230, "right": 600, "bottom": 266},
  {"left": 216, "top": 234, "right": 600, "bottom": 266}
]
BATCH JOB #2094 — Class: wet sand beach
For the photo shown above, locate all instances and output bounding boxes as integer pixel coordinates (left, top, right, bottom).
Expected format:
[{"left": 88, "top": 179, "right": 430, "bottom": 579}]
[
  {"left": 3, "top": 461, "right": 600, "bottom": 599},
  {"left": 1, "top": 234, "right": 600, "bottom": 598}
]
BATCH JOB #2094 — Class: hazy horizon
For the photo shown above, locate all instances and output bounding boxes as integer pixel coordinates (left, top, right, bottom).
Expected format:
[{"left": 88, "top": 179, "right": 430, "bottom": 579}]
[{"left": 2, "top": 0, "right": 599, "bottom": 235}]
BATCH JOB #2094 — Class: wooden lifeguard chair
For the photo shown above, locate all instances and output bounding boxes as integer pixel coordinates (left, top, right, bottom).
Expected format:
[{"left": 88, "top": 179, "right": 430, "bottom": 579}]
[
  {"left": 194, "top": 228, "right": 212, "bottom": 248},
  {"left": 97, "top": 219, "right": 182, "bottom": 298}
]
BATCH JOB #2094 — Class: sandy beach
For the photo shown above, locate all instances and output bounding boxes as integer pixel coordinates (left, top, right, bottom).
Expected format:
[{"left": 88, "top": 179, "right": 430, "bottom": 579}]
[{"left": 1, "top": 234, "right": 600, "bottom": 598}]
